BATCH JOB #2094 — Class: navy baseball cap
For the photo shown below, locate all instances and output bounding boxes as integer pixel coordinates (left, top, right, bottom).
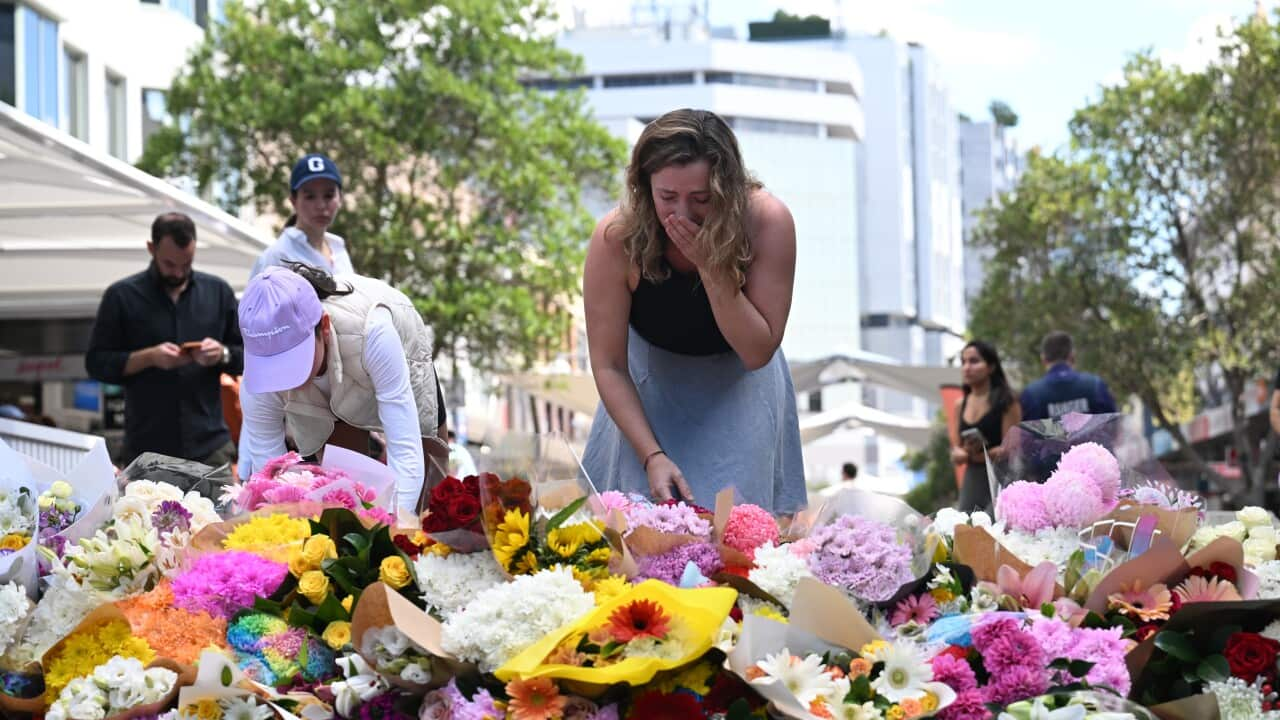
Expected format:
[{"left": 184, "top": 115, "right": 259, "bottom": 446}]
[{"left": 290, "top": 153, "right": 343, "bottom": 191}]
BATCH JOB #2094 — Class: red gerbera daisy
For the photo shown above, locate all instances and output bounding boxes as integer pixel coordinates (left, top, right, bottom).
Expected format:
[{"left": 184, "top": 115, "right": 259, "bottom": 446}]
[{"left": 606, "top": 599, "right": 672, "bottom": 643}]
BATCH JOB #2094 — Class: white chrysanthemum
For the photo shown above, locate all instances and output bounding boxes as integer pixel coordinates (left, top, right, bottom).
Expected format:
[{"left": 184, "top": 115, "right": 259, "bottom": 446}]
[
  {"left": 440, "top": 567, "right": 594, "bottom": 671},
  {"left": 3, "top": 573, "right": 102, "bottom": 665},
  {"left": 0, "top": 581, "right": 32, "bottom": 656},
  {"left": 1208, "top": 677, "right": 1280, "bottom": 720},
  {"left": 869, "top": 642, "right": 932, "bottom": 703},
  {"left": 994, "top": 527, "right": 1079, "bottom": 573},
  {"left": 0, "top": 489, "right": 35, "bottom": 536},
  {"left": 930, "top": 509, "right": 970, "bottom": 538},
  {"left": 751, "top": 650, "right": 838, "bottom": 707},
  {"left": 749, "top": 542, "right": 814, "bottom": 608},
  {"left": 414, "top": 551, "right": 507, "bottom": 618}
]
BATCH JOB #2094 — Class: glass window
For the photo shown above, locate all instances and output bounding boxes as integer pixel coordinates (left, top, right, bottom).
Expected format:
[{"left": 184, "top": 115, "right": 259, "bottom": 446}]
[
  {"left": 602, "top": 72, "right": 694, "bottom": 88},
  {"left": 141, "top": 88, "right": 167, "bottom": 147},
  {"left": 0, "top": 5, "right": 14, "bottom": 107},
  {"left": 728, "top": 116, "right": 819, "bottom": 137},
  {"left": 105, "top": 71, "right": 126, "bottom": 159},
  {"left": 20, "top": 5, "right": 58, "bottom": 125},
  {"left": 704, "top": 71, "right": 818, "bottom": 92},
  {"left": 524, "top": 76, "right": 592, "bottom": 91},
  {"left": 65, "top": 48, "right": 87, "bottom": 140},
  {"left": 167, "top": 0, "right": 195, "bottom": 22}
]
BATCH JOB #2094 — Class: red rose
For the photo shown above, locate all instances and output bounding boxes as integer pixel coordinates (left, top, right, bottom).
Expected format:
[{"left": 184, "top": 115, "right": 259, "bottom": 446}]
[
  {"left": 444, "top": 494, "right": 481, "bottom": 527},
  {"left": 392, "top": 533, "right": 421, "bottom": 558},
  {"left": 939, "top": 644, "right": 971, "bottom": 662},
  {"left": 1209, "top": 562, "right": 1239, "bottom": 585},
  {"left": 1224, "top": 632, "right": 1280, "bottom": 681},
  {"left": 429, "top": 477, "right": 466, "bottom": 506}
]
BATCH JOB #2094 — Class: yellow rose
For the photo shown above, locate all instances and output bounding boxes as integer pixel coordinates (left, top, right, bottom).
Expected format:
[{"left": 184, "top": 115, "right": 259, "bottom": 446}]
[
  {"left": 0, "top": 534, "right": 28, "bottom": 551},
  {"left": 302, "top": 535, "right": 338, "bottom": 566},
  {"left": 322, "top": 621, "right": 352, "bottom": 650},
  {"left": 297, "top": 570, "right": 330, "bottom": 605},
  {"left": 379, "top": 556, "right": 412, "bottom": 589},
  {"left": 287, "top": 546, "right": 310, "bottom": 578},
  {"left": 341, "top": 595, "right": 354, "bottom": 613}
]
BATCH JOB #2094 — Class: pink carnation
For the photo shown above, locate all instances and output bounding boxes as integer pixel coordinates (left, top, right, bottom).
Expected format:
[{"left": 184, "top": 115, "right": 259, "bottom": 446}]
[
  {"left": 1057, "top": 442, "right": 1121, "bottom": 505},
  {"left": 320, "top": 489, "right": 359, "bottom": 510},
  {"left": 359, "top": 506, "right": 395, "bottom": 527},
  {"left": 937, "top": 689, "right": 991, "bottom": 720},
  {"left": 723, "top": 504, "right": 779, "bottom": 555},
  {"left": 994, "top": 481, "right": 1049, "bottom": 532},
  {"left": 981, "top": 665, "right": 1048, "bottom": 706},
  {"left": 599, "top": 491, "right": 630, "bottom": 514},
  {"left": 263, "top": 484, "right": 308, "bottom": 505},
  {"left": 1041, "top": 468, "right": 1104, "bottom": 528},
  {"left": 255, "top": 452, "right": 304, "bottom": 480}
]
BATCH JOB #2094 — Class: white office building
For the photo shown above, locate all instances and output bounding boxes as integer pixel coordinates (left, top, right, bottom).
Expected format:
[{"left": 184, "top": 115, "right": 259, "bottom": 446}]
[
  {"left": 959, "top": 118, "right": 1021, "bottom": 305},
  {"left": 556, "top": 21, "right": 866, "bottom": 364},
  {"left": 1, "top": 0, "right": 221, "bottom": 163}
]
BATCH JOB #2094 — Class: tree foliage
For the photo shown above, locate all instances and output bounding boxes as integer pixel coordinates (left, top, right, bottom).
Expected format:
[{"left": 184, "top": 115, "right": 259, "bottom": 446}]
[
  {"left": 970, "top": 17, "right": 1280, "bottom": 495},
  {"left": 988, "top": 99, "right": 1019, "bottom": 128},
  {"left": 138, "top": 0, "right": 625, "bottom": 374}
]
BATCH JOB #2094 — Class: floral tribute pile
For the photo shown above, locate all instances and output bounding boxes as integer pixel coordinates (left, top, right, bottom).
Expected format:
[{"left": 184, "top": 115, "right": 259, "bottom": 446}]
[{"left": 3, "top": 431, "right": 1280, "bottom": 720}]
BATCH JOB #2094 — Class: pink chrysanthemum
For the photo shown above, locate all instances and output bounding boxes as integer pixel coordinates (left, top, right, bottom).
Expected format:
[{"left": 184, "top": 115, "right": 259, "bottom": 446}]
[
  {"left": 723, "top": 504, "right": 779, "bottom": 555},
  {"left": 981, "top": 665, "right": 1048, "bottom": 706},
  {"left": 1042, "top": 468, "right": 1104, "bottom": 528},
  {"left": 171, "top": 550, "right": 288, "bottom": 620},
  {"left": 930, "top": 653, "right": 978, "bottom": 693},
  {"left": 1056, "top": 442, "right": 1121, "bottom": 505},
  {"left": 262, "top": 484, "right": 308, "bottom": 505},
  {"left": 891, "top": 593, "right": 939, "bottom": 626},
  {"left": 994, "top": 481, "right": 1049, "bottom": 532}
]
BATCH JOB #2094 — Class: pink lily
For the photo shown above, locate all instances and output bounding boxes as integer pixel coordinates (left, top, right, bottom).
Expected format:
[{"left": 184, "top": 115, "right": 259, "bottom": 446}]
[{"left": 982, "top": 561, "right": 1057, "bottom": 610}]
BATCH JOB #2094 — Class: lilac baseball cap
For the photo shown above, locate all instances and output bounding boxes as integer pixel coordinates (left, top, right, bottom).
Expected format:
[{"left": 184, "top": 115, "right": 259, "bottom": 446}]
[{"left": 239, "top": 266, "right": 324, "bottom": 394}]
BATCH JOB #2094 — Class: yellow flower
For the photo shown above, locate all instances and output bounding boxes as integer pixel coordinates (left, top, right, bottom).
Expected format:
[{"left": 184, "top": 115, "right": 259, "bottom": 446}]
[
  {"left": 322, "top": 621, "right": 352, "bottom": 650},
  {"left": 885, "top": 706, "right": 905, "bottom": 720},
  {"left": 559, "top": 522, "right": 604, "bottom": 546},
  {"left": 298, "top": 570, "right": 330, "bottom": 605},
  {"left": 750, "top": 604, "right": 788, "bottom": 624},
  {"left": 425, "top": 541, "right": 452, "bottom": 557},
  {"left": 932, "top": 540, "right": 950, "bottom": 564},
  {"left": 379, "top": 556, "right": 412, "bottom": 589},
  {"left": 341, "top": 595, "right": 354, "bottom": 613},
  {"left": 412, "top": 530, "right": 430, "bottom": 546},
  {"left": 223, "top": 514, "right": 311, "bottom": 562},
  {"left": 860, "top": 640, "right": 889, "bottom": 660},
  {"left": 0, "top": 533, "right": 28, "bottom": 551},
  {"left": 302, "top": 534, "right": 337, "bottom": 565},
  {"left": 181, "top": 698, "right": 223, "bottom": 720},
  {"left": 919, "top": 692, "right": 939, "bottom": 713},
  {"left": 513, "top": 549, "right": 540, "bottom": 575},
  {"left": 585, "top": 547, "right": 613, "bottom": 566},
  {"left": 930, "top": 588, "right": 956, "bottom": 604},
  {"left": 546, "top": 528, "right": 583, "bottom": 558},
  {"left": 44, "top": 620, "right": 155, "bottom": 703},
  {"left": 492, "top": 509, "right": 530, "bottom": 569},
  {"left": 590, "top": 575, "right": 632, "bottom": 605}
]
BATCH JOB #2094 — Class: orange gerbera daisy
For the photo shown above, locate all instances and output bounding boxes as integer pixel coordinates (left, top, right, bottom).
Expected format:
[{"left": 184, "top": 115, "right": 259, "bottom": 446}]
[
  {"left": 1175, "top": 575, "right": 1242, "bottom": 604},
  {"left": 605, "top": 599, "right": 672, "bottom": 643},
  {"left": 505, "top": 677, "right": 567, "bottom": 720}
]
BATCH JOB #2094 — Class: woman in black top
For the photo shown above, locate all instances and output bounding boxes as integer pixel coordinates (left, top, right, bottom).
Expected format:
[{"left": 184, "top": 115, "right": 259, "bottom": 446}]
[
  {"left": 948, "top": 341, "right": 1021, "bottom": 512},
  {"left": 580, "top": 109, "right": 806, "bottom": 514}
]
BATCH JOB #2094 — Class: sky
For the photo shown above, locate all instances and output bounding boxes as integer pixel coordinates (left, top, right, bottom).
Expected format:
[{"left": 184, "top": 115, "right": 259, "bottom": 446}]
[{"left": 557, "top": 0, "right": 1270, "bottom": 153}]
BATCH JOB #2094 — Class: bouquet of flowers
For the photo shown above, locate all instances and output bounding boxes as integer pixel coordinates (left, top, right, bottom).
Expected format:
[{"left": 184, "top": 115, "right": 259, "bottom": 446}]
[
  {"left": 420, "top": 475, "right": 487, "bottom": 553},
  {"left": 995, "top": 442, "right": 1122, "bottom": 533},
  {"left": 495, "top": 579, "right": 737, "bottom": 688},
  {"left": 60, "top": 514, "right": 161, "bottom": 597},
  {"left": 0, "top": 479, "right": 37, "bottom": 596},
  {"left": 44, "top": 655, "right": 181, "bottom": 720},
  {"left": 482, "top": 472, "right": 614, "bottom": 580},
  {"left": 222, "top": 451, "right": 392, "bottom": 523}
]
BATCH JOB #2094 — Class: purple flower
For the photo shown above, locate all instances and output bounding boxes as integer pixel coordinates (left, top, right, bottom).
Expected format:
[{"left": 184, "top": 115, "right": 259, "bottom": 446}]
[
  {"left": 358, "top": 692, "right": 414, "bottom": 720},
  {"left": 151, "top": 500, "right": 192, "bottom": 535},
  {"left": 930, "top": 653, "right": 978, "bottom": 693},
  {"left": 981, "top": 629, "right": 1046, "bottom": 675},
  {"left": 624, "top": 502, "right": 712, "bottom": 538},
  {"left": 805, "top": 515, "right": 913, "bottom": 602},
  {"left": 637, "top": 542, "right": 723, "bottom": 585},
  {"left": 970, "top": 617, "right": 1021, "bottom": 651},
  {"left": 171, "top": 550, "right": 288, "bottom": 619},
  {"left": 38, "top": 506, "right": 77, "bottom": 541}
]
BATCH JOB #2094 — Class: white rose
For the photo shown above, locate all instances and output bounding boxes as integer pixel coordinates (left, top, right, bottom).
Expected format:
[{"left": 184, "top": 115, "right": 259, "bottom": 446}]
[
  {"left": 1245, "top": 538, "right": 1278, "bottom": 564},
  {"left": 1220, "top": 521, "right": 1249, "bottom": 543},
  {"left": 931, "top": 509, "right": 969, "bottom": 538},
  {"left": 112, "top": 496, "right": 150, "bottom": 523},
  {"left": 971, "top": 511, "right": 994, "bottom": 528},
  {"left": 1250, "top": 525, "right": 1279, "bottom": 544},
  {"left": 50, "top": 481, "right": 74, "bottom": 500},
  {"left": 1190, "top": 526, "right": 1221, "bottom": 550},
  {"left": 1238, "top": 506, "right": 1273, "bottom": 529},
  {"left": 400, "top": 662, "right": 432, "bottom": 685}
]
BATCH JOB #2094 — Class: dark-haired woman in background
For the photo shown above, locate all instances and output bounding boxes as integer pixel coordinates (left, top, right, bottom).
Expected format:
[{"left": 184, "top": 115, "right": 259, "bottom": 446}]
[
  {"left": 250, "top": 153, "right": 354, "bottom": 279},
  {"left": 236, "top": 264, "right": 447, "bottom": 518},
  {"left": 948, "top": 340, "right": 1021, "bottom": 512}
]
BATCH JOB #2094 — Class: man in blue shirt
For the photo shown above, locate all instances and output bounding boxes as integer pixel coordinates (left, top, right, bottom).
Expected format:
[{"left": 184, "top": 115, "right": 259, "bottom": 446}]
[{"left": 1020, "top": 331, "right": 1117, "bottom": 421}]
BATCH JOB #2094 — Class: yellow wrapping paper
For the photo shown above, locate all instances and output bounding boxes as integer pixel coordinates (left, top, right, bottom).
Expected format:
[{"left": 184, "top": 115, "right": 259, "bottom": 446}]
[{"left": 494, "top": 580, "right": 736, "bottom": 686}]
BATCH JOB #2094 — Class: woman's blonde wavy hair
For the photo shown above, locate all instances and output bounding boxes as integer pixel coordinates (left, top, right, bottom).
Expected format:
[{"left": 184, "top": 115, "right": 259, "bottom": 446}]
[{"left": 611, "top": 109, "right": 761, "bottom": 287}]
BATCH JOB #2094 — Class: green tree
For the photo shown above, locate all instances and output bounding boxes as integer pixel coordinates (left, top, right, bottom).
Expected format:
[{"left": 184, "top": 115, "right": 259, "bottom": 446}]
[
  {"left": 903, "top": 414, "right": 958, "bottom": 515},
  {"left": 139, "top": 0, "right": 625, "bottom": 375},
  {"left": 988, "top": 99, "right": 1018, "bottom": 128},
  {"left": 970, "top": 17, "right": 1280, "bottom": 499}
]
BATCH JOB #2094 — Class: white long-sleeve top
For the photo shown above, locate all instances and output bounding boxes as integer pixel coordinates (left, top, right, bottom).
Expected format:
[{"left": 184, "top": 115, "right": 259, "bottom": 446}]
[{"left": 239, "top": 306, "right": 426, "bottom": 514}]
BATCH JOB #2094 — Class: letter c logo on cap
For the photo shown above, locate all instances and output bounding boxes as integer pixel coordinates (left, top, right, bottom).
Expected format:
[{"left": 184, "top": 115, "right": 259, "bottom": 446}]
[{"left": 307, "top": 157, "right": 325, "bottom": 172}]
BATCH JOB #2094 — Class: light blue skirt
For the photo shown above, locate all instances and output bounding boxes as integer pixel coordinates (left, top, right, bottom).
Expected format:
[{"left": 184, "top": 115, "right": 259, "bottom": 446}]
[{"left": 582, "top": 328, "right": 807, "bottom": 514}]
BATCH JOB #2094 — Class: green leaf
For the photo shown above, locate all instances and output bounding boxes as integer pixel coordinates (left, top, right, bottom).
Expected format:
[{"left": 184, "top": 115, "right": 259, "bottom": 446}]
[
  {"left": 343, "top": 532, "right": 371, "bottom": 556},
  {"left": 1066, "top": 660, "right": 1095, "bottom": 678},
  {"left": 220, "top": 665, "right": 233, "bottom": 687},
  {"left": 1154, "top": 631, "right": 1200, "bottom": 663},
  {"left": 546, "top": 496, "right": 588, "bottom": 532},
  {"left": 848, "top": 673, "right": 873, "bottom": 703},
  {"left": 725, "top": 699, "right": 753, "bottom": 720},
  {"left": 1196, "top": 654, "right": 1231, "bottom": 683},
  {"left": 1041, "top": 602, "right": 1056, "bottom": 618}
]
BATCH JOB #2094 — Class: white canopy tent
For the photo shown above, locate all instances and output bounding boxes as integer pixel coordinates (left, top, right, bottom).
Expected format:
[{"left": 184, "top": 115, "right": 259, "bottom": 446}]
[
  {"left": 797, "top": 399, "right": 932, "bottom": 447},
  {"left": 790, "top": 352, "right": 959, "bottom": 402},
  {"left": 0, "top": 102, "right": 269, "bottom": 321}
]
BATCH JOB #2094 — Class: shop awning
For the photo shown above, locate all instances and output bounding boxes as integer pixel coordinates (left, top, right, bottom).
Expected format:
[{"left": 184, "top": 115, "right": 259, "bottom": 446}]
[
  {"left": 799, "top": 400, "right": 932, "bottom": 447},
  {"left": 0, "top": 102, "right": 269, "bottom": 320},
  {"left": 789, "top": 352, "right": 959, "bottom": 401}
]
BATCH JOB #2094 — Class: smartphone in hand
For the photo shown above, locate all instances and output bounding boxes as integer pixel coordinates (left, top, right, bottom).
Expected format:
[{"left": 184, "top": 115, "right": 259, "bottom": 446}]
[
  {"left": 180, "top": 341, "right": 203, "bottom": 354},
  {"left": 960, "top": 427, "right": 987, "bottom": 446}
]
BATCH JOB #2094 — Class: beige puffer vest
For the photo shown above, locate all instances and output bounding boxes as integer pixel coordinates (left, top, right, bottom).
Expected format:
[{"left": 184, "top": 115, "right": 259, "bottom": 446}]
[{"left": 282, "top": 274, "right": 440, "bottom": 457}]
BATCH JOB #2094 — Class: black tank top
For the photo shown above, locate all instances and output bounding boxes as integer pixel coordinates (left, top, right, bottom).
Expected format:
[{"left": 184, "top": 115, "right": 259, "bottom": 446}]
[
  {"left": 629, "top": 264, "right": 731, "bottom": 356},
  {"left": 959, "top": 393, "right": 1004, "bottom": 465}
]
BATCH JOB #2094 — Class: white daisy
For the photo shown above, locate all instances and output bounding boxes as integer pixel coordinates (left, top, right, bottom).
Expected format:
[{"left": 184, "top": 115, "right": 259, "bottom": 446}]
[
  {"left": 870, "top": 642, "right": 932, "bottom": 703},
  {"left": 751, "top": 649, "right": 839, "bottom": 707}
]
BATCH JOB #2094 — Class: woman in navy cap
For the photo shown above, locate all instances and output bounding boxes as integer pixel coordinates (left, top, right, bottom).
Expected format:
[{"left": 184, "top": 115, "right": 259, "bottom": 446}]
[{"left": 250, "top": 153, "right": 355, "bottom": 279}]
